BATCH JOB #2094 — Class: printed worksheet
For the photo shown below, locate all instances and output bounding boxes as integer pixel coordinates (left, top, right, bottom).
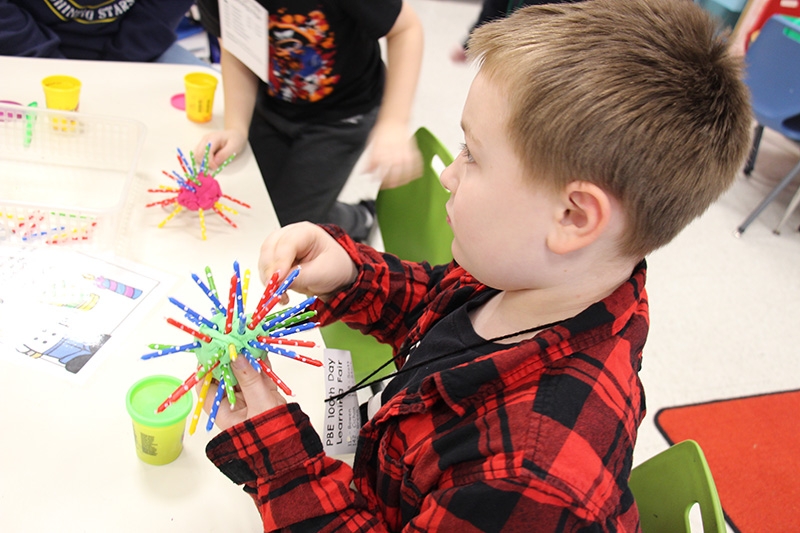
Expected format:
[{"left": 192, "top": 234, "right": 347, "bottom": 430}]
[{"left": 0, "top": 246, "right": 173, "bottom": 382}]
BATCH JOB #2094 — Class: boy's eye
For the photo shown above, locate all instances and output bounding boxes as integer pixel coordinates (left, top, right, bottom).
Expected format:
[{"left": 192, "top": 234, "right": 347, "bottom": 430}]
[{"left": 459, "top": 143, "right": 475, "bottom": 163}]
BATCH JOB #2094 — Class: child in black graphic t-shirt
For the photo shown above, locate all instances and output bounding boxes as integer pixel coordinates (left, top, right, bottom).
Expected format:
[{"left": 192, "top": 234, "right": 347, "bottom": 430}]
[{"left": 196, "top": 0, "right": 424, "bottom": 241}]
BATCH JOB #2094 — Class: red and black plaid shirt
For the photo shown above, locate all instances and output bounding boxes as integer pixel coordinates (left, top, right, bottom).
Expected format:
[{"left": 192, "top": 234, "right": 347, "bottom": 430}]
[{"left": 207, "top": 226, "right": 648, "bottom": 531}]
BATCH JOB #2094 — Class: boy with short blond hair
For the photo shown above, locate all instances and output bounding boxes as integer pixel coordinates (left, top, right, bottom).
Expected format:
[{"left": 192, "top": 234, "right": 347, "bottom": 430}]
[
  {"left": 469, "top": 0, "right": 752, "bottom": 257},
  {"left": 201, "top": 0, "right": 752, "bottom": 530}
]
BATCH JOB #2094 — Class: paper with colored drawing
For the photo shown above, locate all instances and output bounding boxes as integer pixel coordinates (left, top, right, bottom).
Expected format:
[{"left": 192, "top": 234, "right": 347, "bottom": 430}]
[{"left": 0, "top": 246, "right": 173, "bottom": 382}]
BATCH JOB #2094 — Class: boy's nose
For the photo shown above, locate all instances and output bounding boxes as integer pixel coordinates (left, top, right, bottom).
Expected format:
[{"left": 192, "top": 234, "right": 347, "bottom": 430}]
[{"left": 439, "top": 161, "right": 456, "bottom": 193}]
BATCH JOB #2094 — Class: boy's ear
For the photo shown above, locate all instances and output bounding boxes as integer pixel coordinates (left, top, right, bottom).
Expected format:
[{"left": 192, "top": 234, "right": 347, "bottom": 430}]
[{"left": 546, "top": 181, "right": 612, "bottom": 255}]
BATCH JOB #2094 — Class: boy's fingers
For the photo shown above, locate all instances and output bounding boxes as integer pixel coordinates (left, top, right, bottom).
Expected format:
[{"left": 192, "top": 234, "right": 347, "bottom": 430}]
[
  {"left": 259, "top": 223, "right": 316, "bottom": 287},
  {"left": 229, "top": 356, "right": 275, "bottom": 413}
]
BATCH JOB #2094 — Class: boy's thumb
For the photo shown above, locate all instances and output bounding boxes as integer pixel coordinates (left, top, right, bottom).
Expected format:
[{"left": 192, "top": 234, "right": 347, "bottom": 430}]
[{"left": 230, "top": 356, "right": 270, "bottom": 401}]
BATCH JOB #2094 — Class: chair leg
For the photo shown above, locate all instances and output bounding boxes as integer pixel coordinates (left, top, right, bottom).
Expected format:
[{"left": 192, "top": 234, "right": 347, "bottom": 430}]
[
  {"left": 743, "top": 125, "right": 764, "bottom": 176},
  {"left": 736, "top": 158, "right": 800, "bottom": 236},
  {"left": 773, "top": 176, "right": 800, "bottom": 235}
]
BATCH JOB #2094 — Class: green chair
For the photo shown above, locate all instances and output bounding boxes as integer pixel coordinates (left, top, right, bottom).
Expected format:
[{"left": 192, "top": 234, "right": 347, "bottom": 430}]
[
  {"left": 629, "top": 440, "right": 727, "bottom": 533},
  {"left": 375, "top": 126, "right": 455, "bottom": 265},
  {"left": 320, "top": 127, "right": 455, "bottom": 384}
]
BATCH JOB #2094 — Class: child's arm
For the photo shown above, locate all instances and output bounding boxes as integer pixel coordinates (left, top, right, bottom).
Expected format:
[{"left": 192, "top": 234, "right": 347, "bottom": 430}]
[
  {"left": 366, "top": 1, "right": 424, "bottom": 190},
  {"left": 195, "top": 45, "right": 259, "bottom": 169},
  {"left": 104, "top": 0, "right": 194, "bottom": 61},
  {"left": 257, "top": 222, "right": 451, "bottom": 347},
  {"left": 0, "top": 3, "right": 64, "bottom": 58}
]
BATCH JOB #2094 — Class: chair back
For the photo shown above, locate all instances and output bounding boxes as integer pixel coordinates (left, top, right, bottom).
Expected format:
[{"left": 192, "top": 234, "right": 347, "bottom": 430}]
[
  {"left": 320, "top": 128, "right": 455, "bottom": 383},
  {"left": 629, "top": 440, "right": 726, "bottom": 533},
  {"left": 745, "top": 15, "right": 800, "bottom": 140},
  {"left": 375, "top": 127, "right": 455, "bottom": 265}
]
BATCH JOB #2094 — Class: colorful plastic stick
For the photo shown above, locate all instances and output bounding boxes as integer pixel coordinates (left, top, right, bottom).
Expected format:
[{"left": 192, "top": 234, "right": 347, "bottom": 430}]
[
  {"left": 191, "top": 273, "right": 227, "bottom": 314},
  {"left": 141, "top": 341, "right": 201, "bottom": 360},
  {"left": 257, "top": 358, "right": 293, "bottom": 397},
  {"left": 168, "top": 297, "right": 217, "bottom": 330},
  {"left": 266, "top": 310, "right": 317, "bottom": 333},
  {"left": 177, "top": 147, "right": 197, "bottom": 180},
  {"left": 202, "top": 143, "right": 210, "bottom": 173},
  {"left": 212, "top": 153, "right": 236, "bottom": 177},
  {"left": 156, "top": 363, "right": 217, "bottom": 413},
  {"left": 207, "top": 376, "right": 226, "bottom": 431},
  {"left": 249, "top": 340, "right": 322, "bottom": 367},
  {"left": 204, "top": 266, "right": 218, "bottom": 301},
  {"left": 158, "top": 205, "right": 183, "bottom": 228},
  {"left": 212, "top": 205, "right": 237, "bottom": 228},
  {"left": 270, "top": 321, "right": 320, "bottom": 338},
  {"left": 248, "top": 271, "right": 280, "bottom": 329},
  {"left": 261, "top": 296, "right": 316, "bottom": 331},
  {"left": 146, "top": 197, "right": 177, "bottom": 208},
  {"left": 221, "top": 364, "right": 236, "bottom": 406},
  {"left": 242, "top": 269, "right": 251, "bottom": 307},
  {"left": 171, "top": 170, "right": 196, "bottom": 192},
  {"left": 166, "top": 317, "right": 212, "bottom": 343},
  {"left": 189, "top": 372, "right": 213, "bottom": 435},
  {"left": 146, "top": 262, "right": 319, "bottom": 431},
  {"left": 215, "top": 202, "right": 237, "bottom": 214},
  {"left": 24, "top": 101, "right": 36, "bottom": 147},
  {"left": 251, "top": 267, "right": 302, "bottom": 327},
  {"left": 234, "top": 261, "right": 244, "bottom": 327},
  {"left": 227, "top": 342, "right": 238, "bottom": 363},
  {"left": 147, "top": 147, "right": 249, "bottom": 240},
  {"left": 221, "top": 194, "right": 250, "bottom": 208},
  {"left": 198, "top": 208, "right": 206, "bottom": 241},
  {"left": 255, "top": 337, "right": 316, "bottom": 348},
  {"left": 224, "top": 273, "right": 237, "bottom": 334}
]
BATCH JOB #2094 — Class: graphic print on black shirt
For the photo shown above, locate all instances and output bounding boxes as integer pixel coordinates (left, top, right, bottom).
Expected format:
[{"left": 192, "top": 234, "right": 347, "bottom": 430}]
[{"left": 269, "top": 8, "right": 340, "bottom": 103}]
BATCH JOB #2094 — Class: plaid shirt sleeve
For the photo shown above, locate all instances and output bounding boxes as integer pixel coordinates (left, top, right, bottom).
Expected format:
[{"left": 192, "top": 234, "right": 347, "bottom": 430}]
[
  {"left": 206, "top": 404, "right": 383, "bottom": 531},
  {"left": 311, "top": 224, "right": 457, "bottom": 351}
]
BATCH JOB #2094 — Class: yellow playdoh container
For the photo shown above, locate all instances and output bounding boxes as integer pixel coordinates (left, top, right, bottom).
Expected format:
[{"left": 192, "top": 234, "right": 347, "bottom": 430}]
[
  {"left": 184, "top": 72, "right": 218, "bottom": 123},
  {"left": 126, "top": 375, "right": 193, "bottom": 466},
  {"left": 42, "top": 75, "right": 81, "bottom": 111}
]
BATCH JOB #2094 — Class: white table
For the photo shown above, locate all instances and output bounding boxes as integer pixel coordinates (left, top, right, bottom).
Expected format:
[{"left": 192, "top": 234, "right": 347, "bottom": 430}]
[{"left": 0, "top": 56, "right": 324, "bottom": 532}]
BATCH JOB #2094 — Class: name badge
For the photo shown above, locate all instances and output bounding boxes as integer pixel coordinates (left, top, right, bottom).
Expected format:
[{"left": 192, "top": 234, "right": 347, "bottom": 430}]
[
  {"left": 322, "top": 349, "right": 360, "bottom": 455},
  {"left": 219, "top": 0, "right": 269, "bottom": 82}
]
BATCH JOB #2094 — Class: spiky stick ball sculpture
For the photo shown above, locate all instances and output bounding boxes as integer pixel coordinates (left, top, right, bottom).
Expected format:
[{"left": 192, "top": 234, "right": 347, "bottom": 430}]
[
  {"left": 142, "top": 262, "right": 321, "bottom": 434},
  {"left": 146, "top": 146, "right": 250, "bottom": 240}
]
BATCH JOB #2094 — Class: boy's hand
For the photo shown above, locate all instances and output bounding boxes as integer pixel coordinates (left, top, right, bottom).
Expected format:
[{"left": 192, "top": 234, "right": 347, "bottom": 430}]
[
  {"left": 259, "top": 222, "right": 358, "bottom": 301},
  {"left": 367, "top": 122, "right": 422, "bottom": 190},
  {"left": 195, "top": 129, "right": 247, "bottom": 170},
  {"left": 199, "top": 356, "right": 286, "bottom": 431}
]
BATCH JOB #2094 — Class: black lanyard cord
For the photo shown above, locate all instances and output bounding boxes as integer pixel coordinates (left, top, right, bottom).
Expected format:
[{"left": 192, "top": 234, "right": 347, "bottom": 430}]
[{"left": 324, "top": 316, "right": 569, "bottom": 403}]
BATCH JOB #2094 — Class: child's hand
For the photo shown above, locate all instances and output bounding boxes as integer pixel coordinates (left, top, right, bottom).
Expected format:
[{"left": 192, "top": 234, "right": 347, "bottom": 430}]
[
  {"left": 200, "top": 356, "right": 287, "bottom": 431},
  {"left": 259, "top": 222, "right": 358, "bottom": 302},
  {"left": 195, "top": 129, "right": 247, "bottom": 170},
  {"left": 367, "top": 122, "right": 423, "bottom": 190}
]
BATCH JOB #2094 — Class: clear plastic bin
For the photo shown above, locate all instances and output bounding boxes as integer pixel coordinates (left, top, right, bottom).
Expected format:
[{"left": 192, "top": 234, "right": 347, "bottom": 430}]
[{"left": 0, "top": 103, "right": 146, "bottom": 251}]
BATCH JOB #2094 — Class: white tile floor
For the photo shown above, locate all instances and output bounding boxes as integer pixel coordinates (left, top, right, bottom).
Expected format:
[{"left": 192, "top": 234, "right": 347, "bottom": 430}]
[{"left": 340, "top": 0, "right": 800, "bottom": 472}]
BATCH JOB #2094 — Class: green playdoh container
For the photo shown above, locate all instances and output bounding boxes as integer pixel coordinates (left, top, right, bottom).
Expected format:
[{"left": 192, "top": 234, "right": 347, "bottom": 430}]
[{"left": 125, "top": 375, "right": 193, "bottom": 465}]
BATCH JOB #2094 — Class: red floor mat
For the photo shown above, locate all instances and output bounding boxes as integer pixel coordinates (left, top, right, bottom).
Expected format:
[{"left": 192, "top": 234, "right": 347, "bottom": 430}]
[{"left": 655, "top": 390, "right": 800, "bottom": 532}]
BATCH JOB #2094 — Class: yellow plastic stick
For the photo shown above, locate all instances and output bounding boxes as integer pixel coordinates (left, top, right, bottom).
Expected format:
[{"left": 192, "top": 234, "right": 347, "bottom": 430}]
[
  {"left": 199, "top": 208, "right": 206, "bottom": 240},
  {"left": 158, "top": 205, "right": 183, "bottom": 228},
  {"left": 242, "top": 269, "right": 251, "bottom": 308},
  {"left": 216, "top": 202, "right": 238, "bottom": 215},
  {"left": 189, "top": 372, "right": 214, "bottom": 435}
]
